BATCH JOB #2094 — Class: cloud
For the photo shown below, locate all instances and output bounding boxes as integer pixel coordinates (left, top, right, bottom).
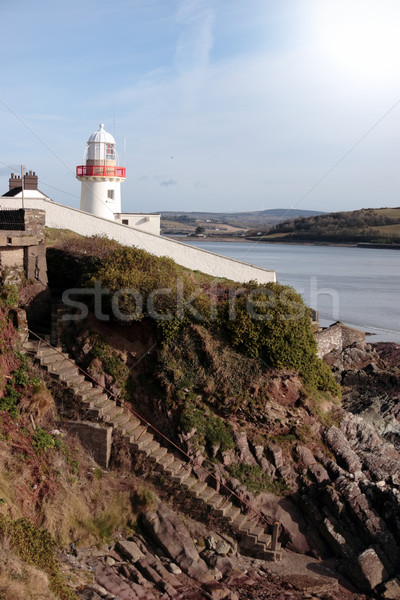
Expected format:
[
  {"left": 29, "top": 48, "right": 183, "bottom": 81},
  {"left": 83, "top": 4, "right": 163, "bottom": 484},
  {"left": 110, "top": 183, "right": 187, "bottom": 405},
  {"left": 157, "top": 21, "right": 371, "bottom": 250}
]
[
  {"left": 159, "top": 179, "right": 177, "bottom": 187},
  {"left": 174, "top": 0, "right": 215, "bottom": 72}
]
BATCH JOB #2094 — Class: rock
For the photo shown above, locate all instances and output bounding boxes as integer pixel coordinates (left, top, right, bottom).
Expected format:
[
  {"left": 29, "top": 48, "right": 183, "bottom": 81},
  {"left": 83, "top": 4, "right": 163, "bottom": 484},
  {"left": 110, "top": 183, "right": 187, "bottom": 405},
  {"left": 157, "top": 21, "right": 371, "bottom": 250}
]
[
  {"left": 324, "top": 426, "right": 362, "bottom": 473},
  {"left": 253, "top": 445, "right": 276, "bottom": 477},
  {"left": 296, "top": 445, "right": 316, "bottom": 467},
  {"left": 168, "top": 563, "right": 182, "bottom": 575},
  {"left": 206, "top": 535, "right": 217, "bottom": 551},
  {"left": 201, "top": 581, "right": 234, "bottom": 599},
  {"left": 95, "top": 563, "right": 156, "bottom": 599},
  {"left": 77, "top": 588, "right": 103, "bottom": 600},
  {"left": 105, "top": 556, "right": 116, "bottom": 566},
  {"left": 349, "top": 547, "right": 388, "bottom": 593},
  {"left": 382, "top": 577, "right": 400, "bottom": 599},
  {"left": 308, "top": 463, "right": 330, "bottom": 485},
  {"left": 115, "top": 540, "right": 145, "bottom": 563},
  {"left": 204, "top": 554, "right": 245, "bottom": 579},
  {"left": 233, "top": 430, "right": 257, "bottom": 464},
  {"left": 141, "top": 503, "right": 210, "bottom": 581},
  {"left": 215, "top": 540, "right": 231, "bottom": 556}
]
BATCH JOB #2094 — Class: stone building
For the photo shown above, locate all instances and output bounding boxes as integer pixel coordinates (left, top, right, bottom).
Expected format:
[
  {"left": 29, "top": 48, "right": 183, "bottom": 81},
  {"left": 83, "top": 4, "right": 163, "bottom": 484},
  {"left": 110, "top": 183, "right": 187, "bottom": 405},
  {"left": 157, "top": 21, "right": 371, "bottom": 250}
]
[{"left": 0, "top": 208, "right": 47, "bottom": 286}]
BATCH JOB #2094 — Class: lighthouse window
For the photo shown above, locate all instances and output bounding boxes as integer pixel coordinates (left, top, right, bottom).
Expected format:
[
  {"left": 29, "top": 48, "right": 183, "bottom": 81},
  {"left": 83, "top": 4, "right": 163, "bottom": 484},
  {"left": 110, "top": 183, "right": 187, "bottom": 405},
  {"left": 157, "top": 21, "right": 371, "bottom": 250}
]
[
  {"left": 107, "top": 189, "right": 114, "bottom": 200},
  {"left": 106, "top": 144, "right": 115, "bottom": 160}
]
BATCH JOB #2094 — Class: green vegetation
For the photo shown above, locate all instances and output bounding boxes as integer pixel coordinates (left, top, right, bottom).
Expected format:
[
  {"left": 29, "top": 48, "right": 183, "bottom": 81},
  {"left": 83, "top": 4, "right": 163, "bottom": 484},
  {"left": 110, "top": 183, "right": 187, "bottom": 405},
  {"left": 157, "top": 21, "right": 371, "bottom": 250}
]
[
  {"left": 48, "top": 233, "right": 340, "bottom": 407},
  {"left": 0, "top": 517, "right": 77, "bottom": 600},
  {"left": 179, "top": 401, "right": 235, "bottom": 454},
  {"left": 217, "top": 282, "right": 340, "bottom": 395},
  {"left": 0, "top": 352, "right": 39, "bottom": 420},
  {"left": 88, "top": 335, "right": 130, "bottom": 384},
  {"left": 227, "top": 463, "right": 290, "bottom": 496},
  {"left": 261, "top": 207, "right": 400, "bottom": 245},
  {"left": 0, "top": 284, "right": 19, "bottom": 308}
]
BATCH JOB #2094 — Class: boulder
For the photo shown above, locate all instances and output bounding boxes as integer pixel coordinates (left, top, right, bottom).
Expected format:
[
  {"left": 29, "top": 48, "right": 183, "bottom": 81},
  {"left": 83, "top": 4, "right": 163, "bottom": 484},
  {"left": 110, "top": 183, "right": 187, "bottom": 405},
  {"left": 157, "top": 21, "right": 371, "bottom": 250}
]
[
  {"left": 115, "top": 540, "right": 145, "bottom": 563},
  {"left": 324, "top": 426, "right": 362, "bottom": 474},
  {"left": 348, "top": 548, "right": 388, "bottom": 594},
  {"left": 141, "top": 503, "right": 209, "bottom": 581},
  {"left": 382, "top": 577, "right": 400, "bottom": 599},
  {"left": 233, "top": 430, "right": 257, "bottom": 464}
]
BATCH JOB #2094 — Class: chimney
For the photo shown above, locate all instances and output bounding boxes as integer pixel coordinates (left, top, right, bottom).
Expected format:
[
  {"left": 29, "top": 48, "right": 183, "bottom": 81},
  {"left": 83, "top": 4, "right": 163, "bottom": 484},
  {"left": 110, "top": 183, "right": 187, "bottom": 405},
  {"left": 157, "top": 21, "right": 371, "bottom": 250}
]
[
  {"left": 23, "top": 170, "right": 38, "bottom": 190},
  {"left": 9, "top": 173, "right": 22, "bottom": 191}
]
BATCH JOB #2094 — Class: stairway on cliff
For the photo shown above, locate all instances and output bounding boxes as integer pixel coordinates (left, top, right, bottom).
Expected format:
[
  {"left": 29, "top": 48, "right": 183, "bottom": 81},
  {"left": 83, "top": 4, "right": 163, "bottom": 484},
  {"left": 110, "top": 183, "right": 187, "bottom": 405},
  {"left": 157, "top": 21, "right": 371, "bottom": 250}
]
[{"left": 24, "top": 337, "right": 282, "bottom": 562}]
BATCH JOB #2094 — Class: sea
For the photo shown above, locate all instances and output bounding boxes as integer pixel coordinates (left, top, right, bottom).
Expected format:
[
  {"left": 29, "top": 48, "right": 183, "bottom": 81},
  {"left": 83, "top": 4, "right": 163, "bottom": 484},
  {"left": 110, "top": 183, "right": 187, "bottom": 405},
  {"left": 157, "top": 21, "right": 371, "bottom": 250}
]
[{"left": 185, "top": 240, "right": 400, "bottom": 345}]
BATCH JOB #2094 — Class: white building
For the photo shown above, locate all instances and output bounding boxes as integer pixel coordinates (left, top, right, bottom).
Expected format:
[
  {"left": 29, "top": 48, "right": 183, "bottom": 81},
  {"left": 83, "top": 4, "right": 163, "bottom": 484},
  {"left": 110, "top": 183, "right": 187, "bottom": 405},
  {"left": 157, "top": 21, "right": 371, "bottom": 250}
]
[{"left": 76, "top": 124, "right": 160, "bottom": 235}]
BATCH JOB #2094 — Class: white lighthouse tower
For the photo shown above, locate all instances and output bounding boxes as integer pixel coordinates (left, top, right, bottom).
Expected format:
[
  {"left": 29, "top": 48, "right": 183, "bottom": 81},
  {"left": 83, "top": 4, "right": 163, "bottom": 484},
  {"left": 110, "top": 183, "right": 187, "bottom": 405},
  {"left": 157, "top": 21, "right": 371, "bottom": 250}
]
[{"left": 76, "top": 123, "right": 126, "bottom": 220}]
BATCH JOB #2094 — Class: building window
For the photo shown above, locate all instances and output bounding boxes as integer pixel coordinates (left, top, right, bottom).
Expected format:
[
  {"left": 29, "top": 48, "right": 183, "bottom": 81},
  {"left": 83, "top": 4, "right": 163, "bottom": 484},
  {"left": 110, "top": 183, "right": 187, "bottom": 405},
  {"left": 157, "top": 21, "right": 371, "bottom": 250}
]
[
  {"left": 106, "top": 144, "right": 115, "bottom": 160},
  {"left": 122, "top": 219, "right": 129, "bottom": 225},
  {"left": 107, "top": 189, "right": 114, "bottom": 201}
]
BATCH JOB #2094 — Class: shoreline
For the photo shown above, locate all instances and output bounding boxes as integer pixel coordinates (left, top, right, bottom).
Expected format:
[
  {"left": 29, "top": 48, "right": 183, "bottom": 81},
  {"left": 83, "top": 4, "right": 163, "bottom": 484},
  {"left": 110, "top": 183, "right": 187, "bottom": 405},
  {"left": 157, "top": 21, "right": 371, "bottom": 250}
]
[{"left": 164, "top": 235, "right": 400, "bottom": 249}]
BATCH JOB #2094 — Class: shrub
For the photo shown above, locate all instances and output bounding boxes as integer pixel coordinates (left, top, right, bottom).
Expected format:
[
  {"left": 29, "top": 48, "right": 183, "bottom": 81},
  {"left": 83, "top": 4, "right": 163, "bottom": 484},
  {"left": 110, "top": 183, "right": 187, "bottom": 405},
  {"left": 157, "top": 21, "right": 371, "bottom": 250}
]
[
  {"left": 179, "top": 402, "right": 235, "bottom": 455},
  {"left": 227, "top": 463, "right": 290, "bottom": 496},
  {"left": 216, "top": 281, "right": 339, "bottom": 394},
  {"left": 32, "top": 428, "right": 56, "bottom": 454},
  {"left": 0, "top": 517, "right": 77, "bottom": 600}
]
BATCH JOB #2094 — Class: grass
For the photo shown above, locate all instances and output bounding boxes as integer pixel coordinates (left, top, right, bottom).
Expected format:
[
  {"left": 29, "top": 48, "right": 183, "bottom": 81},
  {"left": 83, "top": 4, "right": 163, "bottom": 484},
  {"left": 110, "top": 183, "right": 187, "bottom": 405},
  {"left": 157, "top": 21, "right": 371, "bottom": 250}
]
[{"left": 227, "top": 463, "right": 290, "bottom": 496}]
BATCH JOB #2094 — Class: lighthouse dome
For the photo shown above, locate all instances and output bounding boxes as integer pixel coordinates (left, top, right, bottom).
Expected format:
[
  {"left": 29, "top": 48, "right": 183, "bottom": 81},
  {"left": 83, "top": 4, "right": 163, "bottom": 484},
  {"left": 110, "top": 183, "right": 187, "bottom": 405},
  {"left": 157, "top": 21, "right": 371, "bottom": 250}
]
[
  {"left": 88, "top": 123, "right": 115, "bottom": 145},
  {"left": 86, "top": 123, "right": 117, "bottom": 163}
]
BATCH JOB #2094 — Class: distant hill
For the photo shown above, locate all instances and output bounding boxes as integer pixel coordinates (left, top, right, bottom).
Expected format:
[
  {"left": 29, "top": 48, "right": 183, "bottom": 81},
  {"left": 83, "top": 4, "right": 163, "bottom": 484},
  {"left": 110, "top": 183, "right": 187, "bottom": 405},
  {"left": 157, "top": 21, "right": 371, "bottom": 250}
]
[
  {"left": 253, "top": 207, "right": 400, "bottom": 246},
  {"left": 160, "top": 208, "right": 325, "bottom": 235}
]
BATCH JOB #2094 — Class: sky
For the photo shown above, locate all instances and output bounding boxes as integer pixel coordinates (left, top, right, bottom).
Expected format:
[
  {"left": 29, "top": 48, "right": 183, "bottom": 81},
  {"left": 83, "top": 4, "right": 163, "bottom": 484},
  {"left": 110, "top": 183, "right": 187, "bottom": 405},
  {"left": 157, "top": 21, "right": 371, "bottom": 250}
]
[{"left": 1, "top": 0, "right": 400, "bottom": 214}]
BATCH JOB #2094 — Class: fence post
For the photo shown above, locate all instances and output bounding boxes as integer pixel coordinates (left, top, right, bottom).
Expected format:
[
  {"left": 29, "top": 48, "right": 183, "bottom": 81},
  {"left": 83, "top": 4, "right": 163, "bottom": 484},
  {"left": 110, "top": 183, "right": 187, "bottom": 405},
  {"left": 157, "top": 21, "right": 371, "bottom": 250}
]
[{"left": 272, "top": 520, "right": 280, "bottom": 551}]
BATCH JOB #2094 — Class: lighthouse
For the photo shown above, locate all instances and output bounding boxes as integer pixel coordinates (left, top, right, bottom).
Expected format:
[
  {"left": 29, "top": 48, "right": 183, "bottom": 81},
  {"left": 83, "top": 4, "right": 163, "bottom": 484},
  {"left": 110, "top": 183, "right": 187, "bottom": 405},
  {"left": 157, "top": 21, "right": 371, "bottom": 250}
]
[{"left": 76, "top": 124, "right": 126, "bottom": 220}]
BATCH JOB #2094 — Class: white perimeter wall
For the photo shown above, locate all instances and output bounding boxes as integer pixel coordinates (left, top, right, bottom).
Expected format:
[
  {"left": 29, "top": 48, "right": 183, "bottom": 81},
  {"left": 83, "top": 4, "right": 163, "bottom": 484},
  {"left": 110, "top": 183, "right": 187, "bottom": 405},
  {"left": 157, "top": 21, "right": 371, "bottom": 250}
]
[
  {"left": 115, "top": 213, "right": 160, "bottom": 236},
  {"left": 2, "top": 197, "right": 276, "bottom": 283}
]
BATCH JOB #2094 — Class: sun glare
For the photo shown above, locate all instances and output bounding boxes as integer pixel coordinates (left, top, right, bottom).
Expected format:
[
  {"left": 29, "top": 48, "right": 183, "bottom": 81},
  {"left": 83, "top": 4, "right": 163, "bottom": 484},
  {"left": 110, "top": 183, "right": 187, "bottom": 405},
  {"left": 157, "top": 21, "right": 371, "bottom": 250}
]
[{"left": 312, "top": 1, "right": 400, "bottom": 84}]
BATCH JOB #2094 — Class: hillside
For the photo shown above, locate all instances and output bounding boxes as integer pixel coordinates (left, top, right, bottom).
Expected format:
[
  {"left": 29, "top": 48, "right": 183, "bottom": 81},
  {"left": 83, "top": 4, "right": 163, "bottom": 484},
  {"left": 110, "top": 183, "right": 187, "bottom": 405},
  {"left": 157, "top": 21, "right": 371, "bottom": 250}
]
[
  {"left": 1, "top": 229, "right": 400, "bottom": 599},
  {"left": 252, "top": 207, "right": 400, "bottom": 245},
  {"left": 160, "top": 208, "right": 324, "bottom": 236}
]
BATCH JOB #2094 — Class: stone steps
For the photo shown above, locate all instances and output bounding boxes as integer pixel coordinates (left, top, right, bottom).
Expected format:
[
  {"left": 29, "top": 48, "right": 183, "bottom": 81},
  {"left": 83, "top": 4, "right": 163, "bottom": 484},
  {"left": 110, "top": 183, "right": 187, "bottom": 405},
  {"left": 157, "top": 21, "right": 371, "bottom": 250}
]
[{"left": 25, "top": 338, "right": 281, "bottom": 562}]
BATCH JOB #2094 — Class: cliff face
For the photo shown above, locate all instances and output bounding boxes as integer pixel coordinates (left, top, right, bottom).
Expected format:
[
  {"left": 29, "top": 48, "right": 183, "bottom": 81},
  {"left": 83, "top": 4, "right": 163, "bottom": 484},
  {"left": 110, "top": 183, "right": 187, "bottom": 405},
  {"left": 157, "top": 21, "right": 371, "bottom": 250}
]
[
  {"left": 57, "top": 313, "right": 400, "bottom": 599},
  {"left": 2, "top": 233, "right": 399, "bottom": 599}
]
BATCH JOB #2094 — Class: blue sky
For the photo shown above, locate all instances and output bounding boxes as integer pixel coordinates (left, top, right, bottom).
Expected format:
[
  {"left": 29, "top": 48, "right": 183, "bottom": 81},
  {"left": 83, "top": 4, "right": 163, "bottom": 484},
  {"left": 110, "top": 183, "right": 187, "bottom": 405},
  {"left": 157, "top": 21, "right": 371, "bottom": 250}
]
[{"left": 1, "top": 0, "right": 400, "bottom": 214}]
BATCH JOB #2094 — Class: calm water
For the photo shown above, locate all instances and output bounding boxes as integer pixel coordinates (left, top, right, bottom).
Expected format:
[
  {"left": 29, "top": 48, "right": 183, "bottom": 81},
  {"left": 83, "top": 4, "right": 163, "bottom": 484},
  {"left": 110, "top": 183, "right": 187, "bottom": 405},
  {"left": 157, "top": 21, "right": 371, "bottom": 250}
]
[{"left": 186, "top": 241, "right": 400, "bottom": 344}]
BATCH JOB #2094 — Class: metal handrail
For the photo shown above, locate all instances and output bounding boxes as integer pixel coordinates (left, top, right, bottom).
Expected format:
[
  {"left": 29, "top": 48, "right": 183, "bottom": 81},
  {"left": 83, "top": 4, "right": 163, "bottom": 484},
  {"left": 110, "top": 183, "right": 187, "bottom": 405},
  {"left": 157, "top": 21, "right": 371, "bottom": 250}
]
[{"left": 27, "top": 329, "right": 280, "bottom": 548}]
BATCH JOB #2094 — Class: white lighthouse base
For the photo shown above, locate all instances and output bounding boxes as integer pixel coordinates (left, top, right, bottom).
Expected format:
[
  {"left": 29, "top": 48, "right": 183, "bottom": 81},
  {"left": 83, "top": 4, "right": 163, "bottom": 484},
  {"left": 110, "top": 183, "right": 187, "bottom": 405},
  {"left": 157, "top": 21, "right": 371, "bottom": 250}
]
[{"left": 79, "top": 177, "right": 122, "bottom": 220}]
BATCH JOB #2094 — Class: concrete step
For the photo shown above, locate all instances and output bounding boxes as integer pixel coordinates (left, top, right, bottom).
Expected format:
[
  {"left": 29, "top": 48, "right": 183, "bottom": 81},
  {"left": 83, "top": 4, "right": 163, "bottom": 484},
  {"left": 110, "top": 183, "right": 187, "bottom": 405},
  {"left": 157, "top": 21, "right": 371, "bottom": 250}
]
[
  {"left": 48, "top": 362, "right": 79, "bottom": 376},
  {"left": 258, "top": 534, "right": 272, "bottom": 547},
  {"left": 85, "top": 397, "right": 115, "bottom": 416},
  {"left": 36, "top": 346, "right": 63, "bottom": 358},
  {"left": 170, "top": 467, "right": 192, "bottom": 484},
  {"left": 134, "top": 439, "right": 159, "bottom": 456},
  {"left": 124, "top": 419, "right": 143, "bottom": 435},
  {"left": 143, "top": 441, "right": 161, "bottom": 457},
  {"left": 157, "top": 454, "right": 176, "bottom": 469},
  {"left": 66, "top": 375, "right": 88, "bottom": 388},
  {"left": 223, "top": 506, "right": 242, "bottom": 522},
  {"left": 206, "top": 494, "right": 225, "bottom": 510},
  {"left": 147, "top": 446, "right": 168, "bottom": 463},
  {"left": 130, "top": 434, "right": 155, "bottom": 450},
  {"left": 230, "top": 513, "right": 249, "bottom": 530},
  {"left": 75, "top": 387, "right": 102, "bottom": 401},
  {"left": 196, "top": 487, "right": 218, "bottom": 503},
  {"left": 39, "top": 352, "right": 70, "bottom": 366},
  {"left": 110, "top": 413, "right": 131, "bottom": 428},
  {"left": 91, "top": 394, "right": 112, "bottom": 409},
  {"left": 163, "top": 460, "right": 186, "bottom": 476},
  {"left": 189, "top": 481, "right": 208, "bottom": 497},
  {"left": 24, "top": 340, "right": 39, "bottom": 351},
  {"left": 214, "top": 502, "right": 234, "bottom": 517}
]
